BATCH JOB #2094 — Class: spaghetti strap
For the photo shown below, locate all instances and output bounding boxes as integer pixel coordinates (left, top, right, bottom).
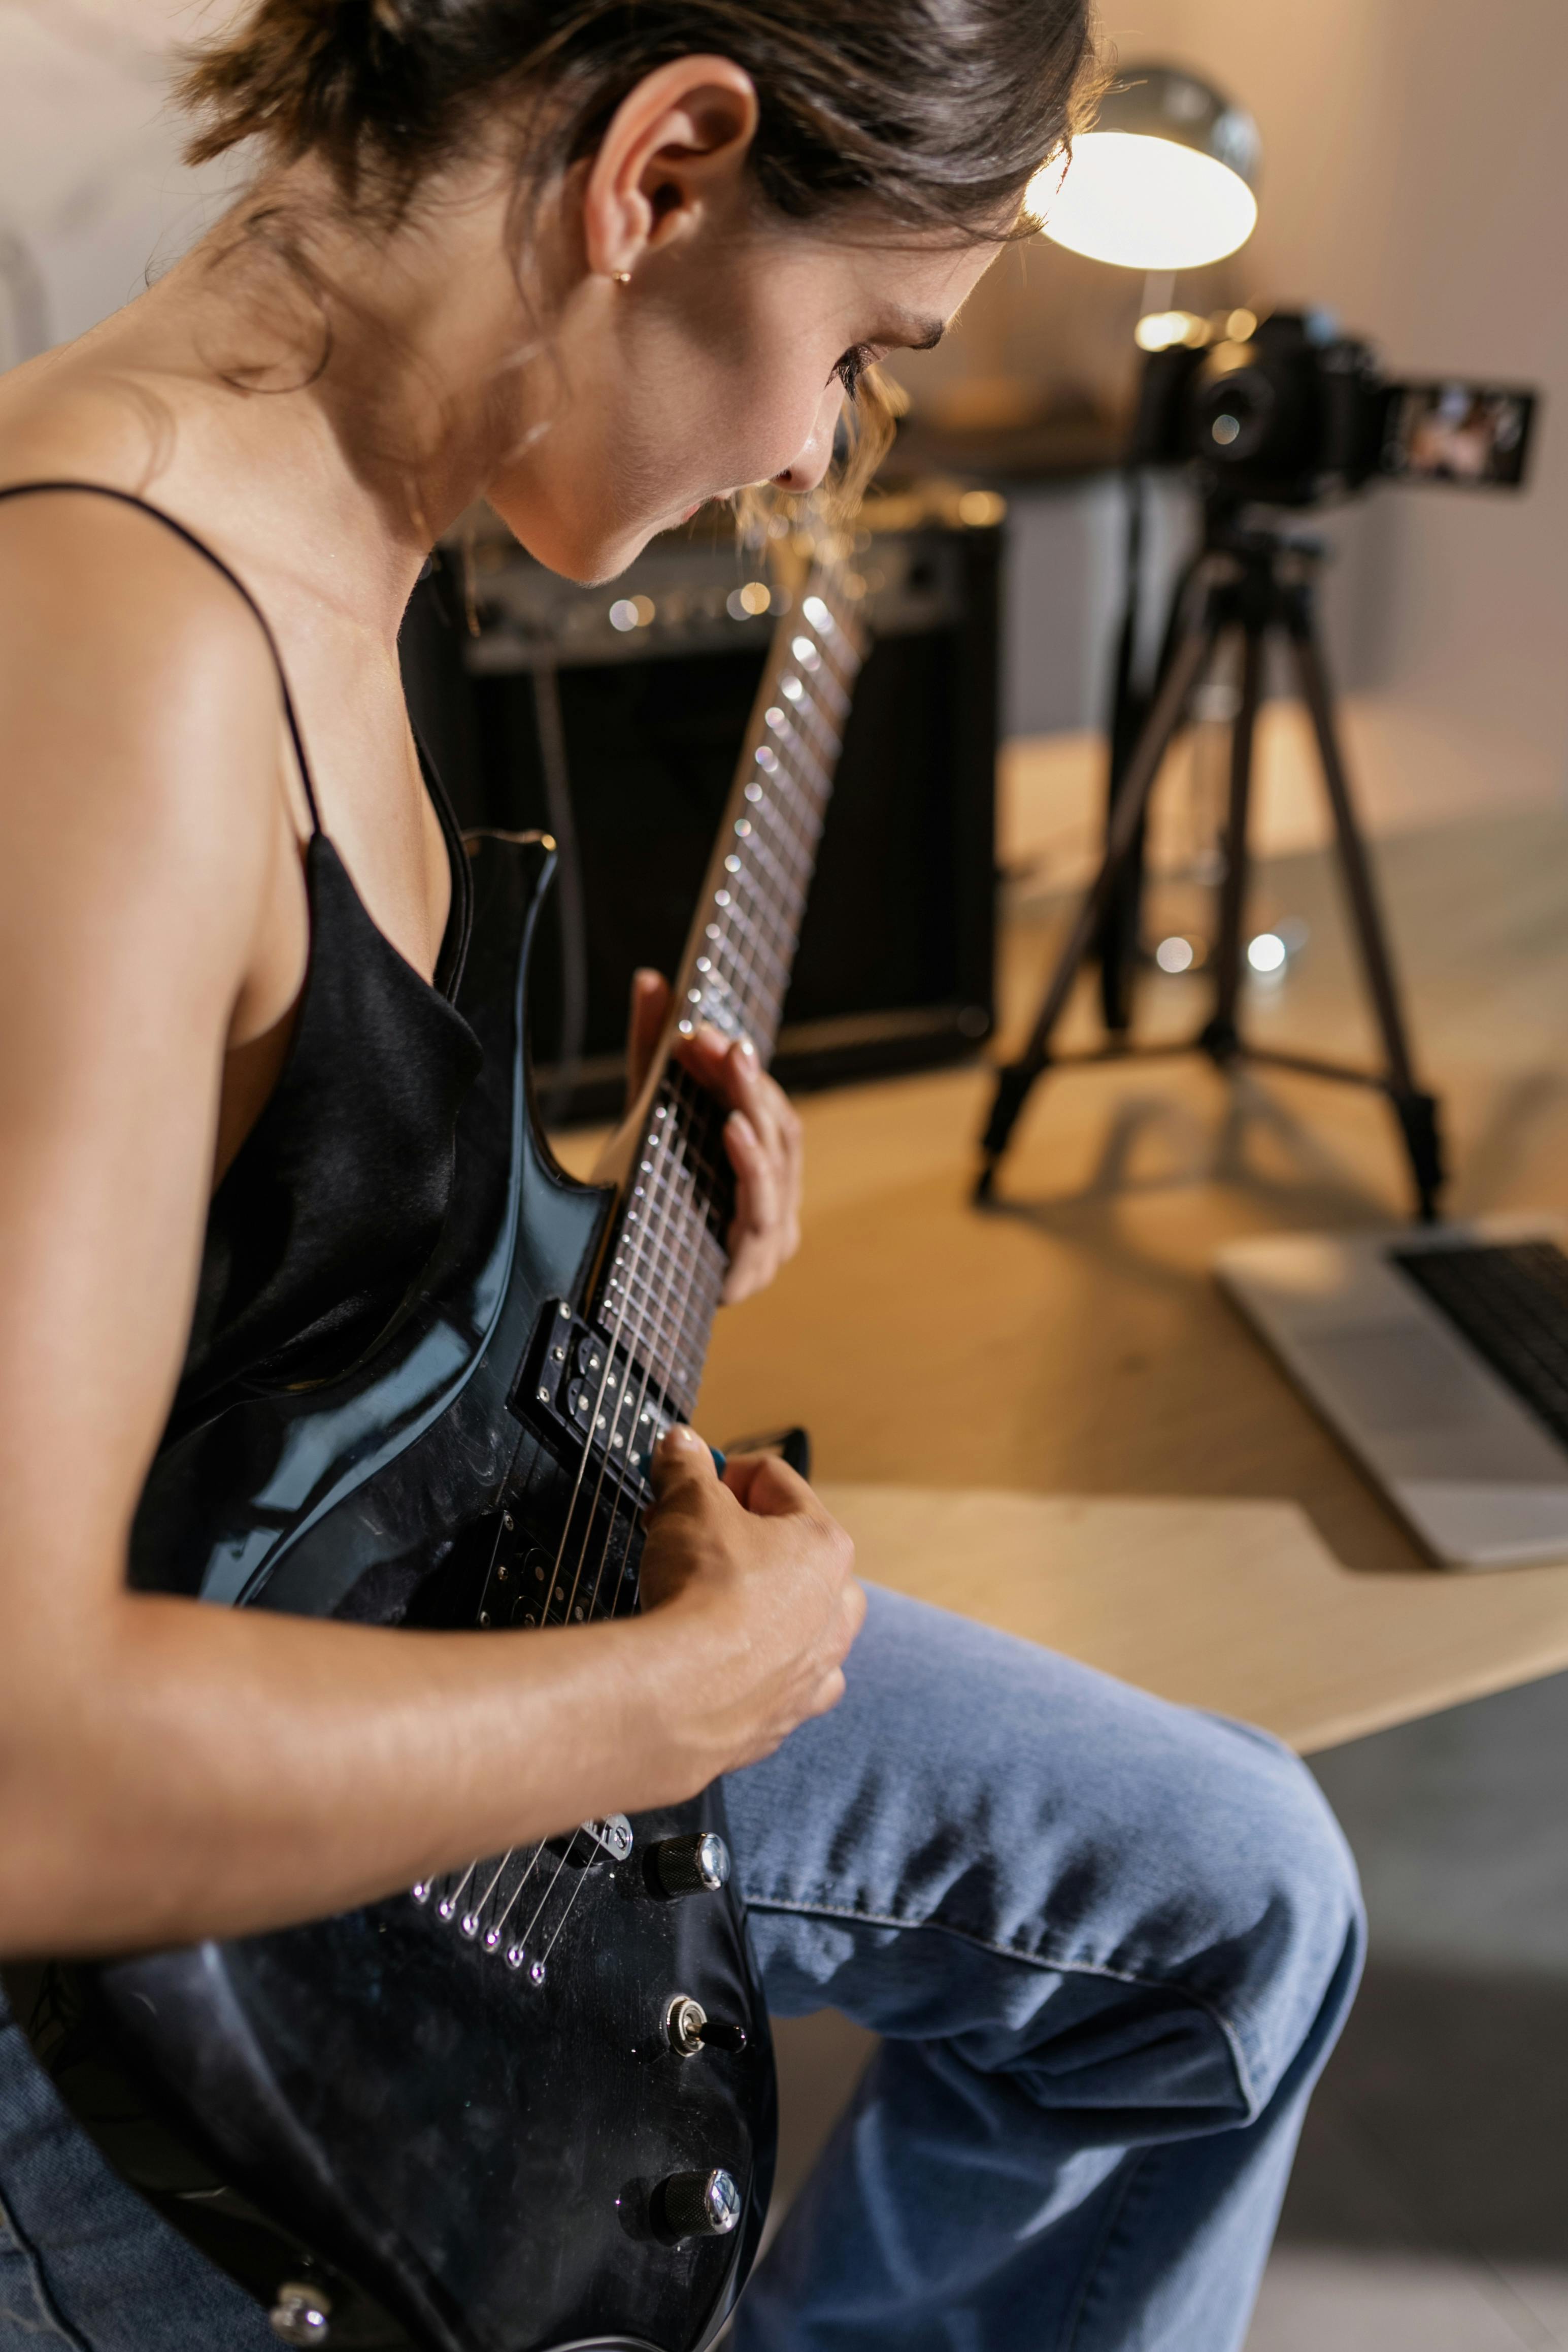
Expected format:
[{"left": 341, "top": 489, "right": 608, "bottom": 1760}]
[{"left": 0, "top": 479, "right": 324, "bottom": 834}]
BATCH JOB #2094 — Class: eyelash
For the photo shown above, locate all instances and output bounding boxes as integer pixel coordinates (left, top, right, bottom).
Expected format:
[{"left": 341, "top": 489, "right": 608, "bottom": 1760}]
[{"left": 833, "top": 344, "right": 876, "bottom": 402}]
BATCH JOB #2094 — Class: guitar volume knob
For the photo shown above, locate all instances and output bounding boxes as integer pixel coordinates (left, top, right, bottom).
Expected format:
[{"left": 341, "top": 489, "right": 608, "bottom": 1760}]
[
  {"left": 658, "top": 2167, "right": 743, "bottom": 2241},
  {"left": 649, "top": 1832, "right": 730, "bottom": 1899}
]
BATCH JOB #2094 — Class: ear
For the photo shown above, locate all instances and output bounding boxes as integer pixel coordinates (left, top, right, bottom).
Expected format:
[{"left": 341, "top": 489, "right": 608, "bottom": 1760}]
[{"left": 581, "top": 56, "right": 760, "bottom": 281}]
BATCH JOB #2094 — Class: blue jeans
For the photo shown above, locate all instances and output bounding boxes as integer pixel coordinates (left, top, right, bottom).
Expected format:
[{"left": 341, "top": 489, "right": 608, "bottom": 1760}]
[{"left": 0, "top": 1588, "right": 1362, "bottom": 2349}]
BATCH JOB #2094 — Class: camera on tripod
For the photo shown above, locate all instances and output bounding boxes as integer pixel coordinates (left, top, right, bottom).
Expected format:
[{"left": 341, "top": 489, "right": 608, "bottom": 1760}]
[
  {"left": 975, "top": 308, "right": 1542, "bottom": 1216},
  {"left": 1129, "top": 308, "right": 1537, "bottom": 508}
]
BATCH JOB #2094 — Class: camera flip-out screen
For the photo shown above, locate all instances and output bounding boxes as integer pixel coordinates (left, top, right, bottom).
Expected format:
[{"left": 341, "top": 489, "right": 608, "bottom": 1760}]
[{"left": 1383, "top": 382, "right": 1536, "bottom": 488}]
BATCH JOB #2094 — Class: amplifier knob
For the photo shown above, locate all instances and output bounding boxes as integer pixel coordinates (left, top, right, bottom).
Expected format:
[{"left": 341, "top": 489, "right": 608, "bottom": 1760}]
[
  {"left": 658, "top": 2167, "right": 743, "bottom": 2241},
  {"left": 649, "top": 1831, "right": 730, "bottom": 1898},
  {"left": 269, "top": 2283, "right": 331, "bottom": 2345}
]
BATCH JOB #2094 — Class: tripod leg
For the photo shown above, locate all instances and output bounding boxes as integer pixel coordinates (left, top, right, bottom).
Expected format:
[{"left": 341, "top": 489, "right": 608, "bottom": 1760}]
[
  {"left": 1200, "top": 620, "right": 1264, "bottom": 1059},
  {"left": 1286, "top": 604, "right": 1446, "bottom": 1219},
  {"left": 1097, "top": 544, "right": 1206, "bottom": 1035},
  {"left": 975, "top": 598, "right": 1221, "bottom": 1197}
]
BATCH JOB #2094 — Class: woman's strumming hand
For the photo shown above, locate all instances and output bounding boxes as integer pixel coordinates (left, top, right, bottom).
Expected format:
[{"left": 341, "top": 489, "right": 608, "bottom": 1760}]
[{"left": 639, "top": 1429, "right": 864, "bottom": 1775}]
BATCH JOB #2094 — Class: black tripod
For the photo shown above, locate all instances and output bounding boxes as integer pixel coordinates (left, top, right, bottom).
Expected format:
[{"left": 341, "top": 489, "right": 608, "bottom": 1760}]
[{"left": 975, "top": 507, "right": 1445, "bottom": 1218}]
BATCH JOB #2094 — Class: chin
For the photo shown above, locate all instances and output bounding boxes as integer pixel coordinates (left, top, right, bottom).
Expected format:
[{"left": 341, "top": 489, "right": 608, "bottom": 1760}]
[{"left": 490, "top": 499, "right": 684, "bottom": 587}]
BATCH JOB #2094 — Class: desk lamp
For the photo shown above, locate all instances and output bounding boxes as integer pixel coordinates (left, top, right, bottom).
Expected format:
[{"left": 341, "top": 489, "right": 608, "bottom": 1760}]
[{"left": 1030, "top": 62, "right": 1259, "bottom": 276}]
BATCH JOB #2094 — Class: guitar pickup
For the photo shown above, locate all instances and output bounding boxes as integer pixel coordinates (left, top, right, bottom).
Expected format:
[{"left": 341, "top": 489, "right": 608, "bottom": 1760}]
[{"left": 513, "top": 1298, "right": 678, "bottom": 1492}]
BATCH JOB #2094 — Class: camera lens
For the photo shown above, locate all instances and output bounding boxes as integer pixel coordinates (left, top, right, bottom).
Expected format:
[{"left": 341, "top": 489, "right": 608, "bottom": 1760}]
[{"left": 1190, "top": 362, "right": 1277, "bottom": 466}]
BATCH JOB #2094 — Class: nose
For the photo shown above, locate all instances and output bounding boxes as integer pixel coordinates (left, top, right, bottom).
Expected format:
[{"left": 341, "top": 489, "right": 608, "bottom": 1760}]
[{"left": 772, "top": 384, "right": 844, "bottom": 498}]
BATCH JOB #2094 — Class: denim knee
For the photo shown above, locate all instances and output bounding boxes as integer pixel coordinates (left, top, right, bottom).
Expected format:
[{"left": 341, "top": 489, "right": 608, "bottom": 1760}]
[{"left": 1144, "top": 1716, "right": 1364, "bottom": 2121}]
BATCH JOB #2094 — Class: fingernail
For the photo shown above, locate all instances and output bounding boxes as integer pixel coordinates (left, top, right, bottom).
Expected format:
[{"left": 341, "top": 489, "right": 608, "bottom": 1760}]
[
  {"left": 661, "top": 1424, "right": 698, "bottom": 1452},
  {"left": 736, "top": 1037, "right": 757, "bottom": 1062}
]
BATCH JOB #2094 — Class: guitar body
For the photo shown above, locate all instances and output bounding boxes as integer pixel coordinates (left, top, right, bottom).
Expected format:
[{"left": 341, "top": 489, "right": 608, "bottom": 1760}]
[{"left": 20, "top": 833, "right": 775, "bottom": 2352}]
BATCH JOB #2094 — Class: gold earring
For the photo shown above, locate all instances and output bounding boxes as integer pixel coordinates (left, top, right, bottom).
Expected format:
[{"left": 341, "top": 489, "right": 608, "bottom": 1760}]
[{"left": 611, "top": 270, "right": 631, "bottom": 286}]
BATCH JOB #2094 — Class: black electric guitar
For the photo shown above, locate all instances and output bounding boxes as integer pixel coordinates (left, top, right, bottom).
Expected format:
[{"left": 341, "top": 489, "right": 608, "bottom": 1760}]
[{"left": 13, "top": 537, "right": 864, "bottom": 2352}]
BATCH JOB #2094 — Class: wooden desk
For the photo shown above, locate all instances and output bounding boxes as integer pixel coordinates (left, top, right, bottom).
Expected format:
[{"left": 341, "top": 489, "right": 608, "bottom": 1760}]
[
  {"left": 555, "top": 809, "right": 1568, "bottom": 1755},
  {"left": 819, "top": 1485, "right": 1568, "bottom": 1754},
  {"left": 692, "top": 811, "right": 1568, "bottom": 1752}
]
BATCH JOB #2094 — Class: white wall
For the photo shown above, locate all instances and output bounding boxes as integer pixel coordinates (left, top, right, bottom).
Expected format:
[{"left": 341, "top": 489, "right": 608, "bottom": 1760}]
[{"left": 0, "top": 1, "right": 232, "bottom": 363}]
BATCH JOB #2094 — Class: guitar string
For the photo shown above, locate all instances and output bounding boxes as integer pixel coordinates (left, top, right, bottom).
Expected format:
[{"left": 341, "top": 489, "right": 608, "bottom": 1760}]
[
  {"left": 570, "top": 576, "right": 853, "bottom": 1634},
  {"left": 545, "top": 592, "right": 860, "bottom": 1778},
  {"left": 485, "top": 1076, "right": 711, "bottom": 1966},
  {"left": 458, "top": 1085, "right": 697, "bottom": 1950},
  {"left": 439, "top": 566, "right": 855, "bottom": 1955},
  {"left": 534, "top": 571, "right": 854, "bottom": 1640},
  {"left": 516, "top": 586, "right": 851, "bottom": 1962},
  {"left": 518, "top": 589, "right": 858, "bottom": 1973},
  {"left": 537, "top": 1089, "right": 737, "bottom": 1969},
  {"left": 442, "top": 972, "right": 714, "bottom": 1938},
  {"left": 426, "top": 582, "right": 847, "bottom": 1927},
  {"left": 579, "top": 1069, "right": 726, "bottom": 1626}
]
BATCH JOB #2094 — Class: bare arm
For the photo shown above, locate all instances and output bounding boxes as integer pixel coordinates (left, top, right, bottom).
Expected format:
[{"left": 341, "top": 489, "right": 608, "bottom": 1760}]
[{"left": 0, "top": 500, "right": 861, "bottom": 1960}]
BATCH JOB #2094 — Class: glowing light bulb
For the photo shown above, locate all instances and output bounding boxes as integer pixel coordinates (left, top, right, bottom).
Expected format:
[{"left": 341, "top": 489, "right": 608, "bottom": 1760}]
[{"left": 1029, "top": 132, "right": 1257, "bottom": 271}]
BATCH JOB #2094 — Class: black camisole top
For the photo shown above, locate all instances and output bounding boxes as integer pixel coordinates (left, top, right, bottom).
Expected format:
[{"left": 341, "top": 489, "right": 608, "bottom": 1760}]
[{"left": 0, "top": 483, "right": 485, "bottom": 1439}]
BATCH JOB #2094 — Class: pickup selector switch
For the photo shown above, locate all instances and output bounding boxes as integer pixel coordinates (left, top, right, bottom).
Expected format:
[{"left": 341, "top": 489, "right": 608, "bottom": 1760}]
[
  {"left": 649, "top": 1832, "right": 730, "bottom": 1899},
  {"left": 667, "top": 1995, "right": 748, "bottom": 2058},
  {"left": 657, "top": 2168, "right": 742, "bottom": 2241}
]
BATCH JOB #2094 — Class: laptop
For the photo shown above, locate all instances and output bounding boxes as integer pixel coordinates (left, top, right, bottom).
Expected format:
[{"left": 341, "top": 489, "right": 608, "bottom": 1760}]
[{"left": 1215, "top": 1215, "right": 1568, "bottom": 1569}]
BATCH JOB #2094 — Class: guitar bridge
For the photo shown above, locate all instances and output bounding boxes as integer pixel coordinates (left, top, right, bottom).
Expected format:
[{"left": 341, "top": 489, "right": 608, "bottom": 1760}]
[{"left": 512, "top": 1298, "right": 679, "bottom": 1495}]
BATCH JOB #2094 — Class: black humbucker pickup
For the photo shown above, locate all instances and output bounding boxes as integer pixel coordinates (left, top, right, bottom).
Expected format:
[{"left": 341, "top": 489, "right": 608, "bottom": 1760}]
[{"left": 514, "top": 1297, "right": 679, "bottom": 1494}]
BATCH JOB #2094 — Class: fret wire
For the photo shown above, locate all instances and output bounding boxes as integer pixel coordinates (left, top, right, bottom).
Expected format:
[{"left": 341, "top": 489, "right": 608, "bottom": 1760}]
[
  {"left": 709, "top": 884, "right": 795, "bottom": 1031},
  {"left": 709, "top": 767, "right": 828, "bottom": 1039},
  {"left": 608, "top": 1087, "right": 729, "bottom": 1395},
  {"left": 597, "top": 1091, "right": 728, "bottom": 1458},
  {"left": 713, "top": 849, "right": 795, "bottom": 980},
  {"left": 732, "top": 747, "right": 829, "bottom": 906},
  {"left": 773, "top": 675, "right": 841, "bottom": 759},
  {"left": 603, "top": 560, "right": 862, "bottom": 1428},
  {"left": 749, "top": 787, "right": 823, "bottom": 887},
  {"left": 612, "top": 1198, "right": 719, "bottom": 1383},
  {"left": 722, "top": 915, "right": 795, "bottom": 1036},
  {"left": 816, "top": 633, "right": 858, "bottom": 700},
  {"left": 710, "top": 923, "right": 784, "bottom": 1006},
  {"left": 733, "top": 795, "right": 820, "bottom": 910},
  {"left": 733, "top": 827, "right": 818, "bottom": 936},
  {"left": 729, "top": 823, "right": 810, "bottom": 918},
  {"left": 745, "top": 795, "right": 818, "bottom": 908},
  {"left": 618, "top": 1203, "right": 719, "bottom": 1311},
  {"left": 790, "top": 691, "right": 842, "bottom": 762},
  {"left": 733, "top": 794, "right": 813, "bottom": 921}
]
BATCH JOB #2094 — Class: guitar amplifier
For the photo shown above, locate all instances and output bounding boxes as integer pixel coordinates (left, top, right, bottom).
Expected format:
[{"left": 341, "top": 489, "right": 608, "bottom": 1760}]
[{"left": 401, "top": 490, "right": 1003, "bottom": 1123}]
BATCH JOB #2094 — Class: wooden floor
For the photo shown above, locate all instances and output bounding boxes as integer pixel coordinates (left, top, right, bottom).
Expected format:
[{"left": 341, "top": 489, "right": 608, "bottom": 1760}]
[{"left": 558, "top": 801, "right": 1568, "bottom": 1747}]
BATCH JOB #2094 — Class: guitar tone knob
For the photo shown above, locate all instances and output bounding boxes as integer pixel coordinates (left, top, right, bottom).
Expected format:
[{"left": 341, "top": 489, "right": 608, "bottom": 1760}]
[
  {"left": 658, "top": 2167, "right": 743, "bottom": 2241},
  {"left": 649, "top": 1832, "right": 730, "bottom": 1898},
  {"left": 269, "top": 2283, "right": 331, "bottom": 2345}
]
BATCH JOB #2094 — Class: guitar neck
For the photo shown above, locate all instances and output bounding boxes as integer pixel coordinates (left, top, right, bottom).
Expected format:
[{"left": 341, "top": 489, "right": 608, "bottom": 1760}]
[{"left": 593, "top": 556, "right": 865, "bottom": 1422}]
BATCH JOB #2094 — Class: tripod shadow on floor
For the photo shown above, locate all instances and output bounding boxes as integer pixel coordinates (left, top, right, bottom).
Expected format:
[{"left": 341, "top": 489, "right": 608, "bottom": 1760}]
[{"left": 984, "top": 1067, "right": 1388, "bottom": 1236}]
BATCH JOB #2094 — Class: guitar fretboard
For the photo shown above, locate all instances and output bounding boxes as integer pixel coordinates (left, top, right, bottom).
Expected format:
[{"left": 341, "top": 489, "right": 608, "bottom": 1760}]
[{"left": 593, "top": 568, "right": 863, "bottom": 1422}]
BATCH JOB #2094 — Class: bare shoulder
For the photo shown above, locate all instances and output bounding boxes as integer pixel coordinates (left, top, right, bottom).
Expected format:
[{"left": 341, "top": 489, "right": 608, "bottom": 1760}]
[{"left": 0, "top": 477, "right": 284, "bottom": 914}]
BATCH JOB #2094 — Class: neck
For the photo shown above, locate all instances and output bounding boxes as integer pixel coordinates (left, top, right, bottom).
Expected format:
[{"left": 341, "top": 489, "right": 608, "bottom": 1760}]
[{"left": 117, "top": 156, "right": 558, "bottom": 639}]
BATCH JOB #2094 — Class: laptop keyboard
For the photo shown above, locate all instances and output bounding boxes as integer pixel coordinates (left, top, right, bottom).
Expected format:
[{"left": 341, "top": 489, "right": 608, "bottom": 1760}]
[{"left": 1391, "top": 1240, "right": 1568, "bottom": 1448}]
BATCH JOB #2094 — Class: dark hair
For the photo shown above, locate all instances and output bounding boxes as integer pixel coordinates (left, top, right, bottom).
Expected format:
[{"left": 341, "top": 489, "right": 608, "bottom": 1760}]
[
  {"left": 180, "top": 0, "right": 1102, "bottom": 239},
  {"left": 180, "top": 0, "right": 1100, "bottom": 509}
]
